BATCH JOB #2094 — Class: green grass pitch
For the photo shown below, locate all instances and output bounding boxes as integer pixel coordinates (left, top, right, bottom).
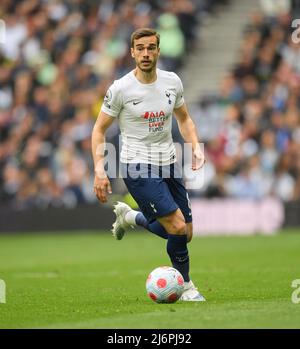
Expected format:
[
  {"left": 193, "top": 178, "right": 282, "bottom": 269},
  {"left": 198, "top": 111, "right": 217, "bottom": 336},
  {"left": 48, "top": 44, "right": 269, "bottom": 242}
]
[{"left": 0, "top": 229, "right": 299, "bottom": 329}]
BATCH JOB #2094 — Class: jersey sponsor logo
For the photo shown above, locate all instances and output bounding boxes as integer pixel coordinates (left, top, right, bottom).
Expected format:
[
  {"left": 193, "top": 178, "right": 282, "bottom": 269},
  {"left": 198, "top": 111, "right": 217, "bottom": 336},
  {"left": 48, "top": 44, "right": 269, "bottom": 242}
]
[
  {"left": 143, "top": 110, "right": 165, "bottom": 120},
  {"left": 142, "top": 111, "right": 167, "bottom": 133},
  {"left": 141, "top": 111, "right": 169, "bottom": 133},
  {"left": 133, "top": 100, "right": 143, "bottom": 105}
]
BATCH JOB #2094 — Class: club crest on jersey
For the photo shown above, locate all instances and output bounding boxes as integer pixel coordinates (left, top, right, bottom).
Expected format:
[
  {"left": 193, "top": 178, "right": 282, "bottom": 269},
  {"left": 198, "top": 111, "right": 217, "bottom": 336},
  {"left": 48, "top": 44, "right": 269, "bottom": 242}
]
[
  {"left": 143, "top": 110, "right": 165, "bottom": 120},
  {"left": 165, "top": 91, "right": 172, "bottom": 104}
]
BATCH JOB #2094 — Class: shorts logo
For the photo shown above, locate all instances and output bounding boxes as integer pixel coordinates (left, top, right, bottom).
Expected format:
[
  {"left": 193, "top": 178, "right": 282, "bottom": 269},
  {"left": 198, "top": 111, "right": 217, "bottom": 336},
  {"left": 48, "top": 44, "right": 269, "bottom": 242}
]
[{"left": 150, "top": 202, "right": 157, "bottom": 213}]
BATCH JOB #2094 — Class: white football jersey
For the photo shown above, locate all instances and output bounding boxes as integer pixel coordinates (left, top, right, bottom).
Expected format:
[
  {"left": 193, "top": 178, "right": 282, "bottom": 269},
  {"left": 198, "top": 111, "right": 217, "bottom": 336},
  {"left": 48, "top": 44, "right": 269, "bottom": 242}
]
[{"left": 101, "top": 69, "right": 185, "bottom": 166}]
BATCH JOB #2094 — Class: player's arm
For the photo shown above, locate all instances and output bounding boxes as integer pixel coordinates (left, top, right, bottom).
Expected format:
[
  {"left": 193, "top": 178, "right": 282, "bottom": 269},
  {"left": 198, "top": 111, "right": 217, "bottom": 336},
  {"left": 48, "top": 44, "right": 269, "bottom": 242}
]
[
  {"left": 92, "top": 111, "right": 115, "bottom": 203},
  {"left": 174, "top": 103, "right": 205, "bottom": 170}
]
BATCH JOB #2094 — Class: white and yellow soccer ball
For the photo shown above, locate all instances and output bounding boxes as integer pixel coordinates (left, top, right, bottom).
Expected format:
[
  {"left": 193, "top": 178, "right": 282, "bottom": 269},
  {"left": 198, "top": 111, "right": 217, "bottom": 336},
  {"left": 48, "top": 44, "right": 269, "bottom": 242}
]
[{"left": 146, "top": 266, "right": 184, "bottom": 303}]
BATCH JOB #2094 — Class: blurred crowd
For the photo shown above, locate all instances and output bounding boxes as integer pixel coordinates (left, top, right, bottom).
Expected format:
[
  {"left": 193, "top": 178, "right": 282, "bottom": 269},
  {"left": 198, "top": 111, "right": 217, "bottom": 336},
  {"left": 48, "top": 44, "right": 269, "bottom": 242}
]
[
  {"left": 1, "top": 0, "right": 299, "bottom": 211},
  {"left": 0, "top": 0, "right": 228, "bottom": 209},
  {"left": 191, "top": 1, "right": 300, "bottom": 201}
]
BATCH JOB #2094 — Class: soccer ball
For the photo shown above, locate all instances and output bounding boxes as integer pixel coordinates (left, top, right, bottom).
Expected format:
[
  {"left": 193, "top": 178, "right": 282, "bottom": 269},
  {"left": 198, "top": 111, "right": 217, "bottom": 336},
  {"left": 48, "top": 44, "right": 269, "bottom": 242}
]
[{"left": 146, "top": 266, "right": 185, "bottom": 303}]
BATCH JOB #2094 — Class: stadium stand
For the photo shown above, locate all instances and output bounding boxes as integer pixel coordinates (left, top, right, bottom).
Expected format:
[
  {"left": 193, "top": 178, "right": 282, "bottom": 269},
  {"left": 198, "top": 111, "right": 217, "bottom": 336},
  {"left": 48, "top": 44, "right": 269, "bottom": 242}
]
[
  {"left": 0, "top": 0, "right": 299, "bottom": 215},
  {"left": 190, "top": 1, "right": 300, "bottom": 202},
  {"left": 0, "top": 0, "right": 228, "bottom": 210}
]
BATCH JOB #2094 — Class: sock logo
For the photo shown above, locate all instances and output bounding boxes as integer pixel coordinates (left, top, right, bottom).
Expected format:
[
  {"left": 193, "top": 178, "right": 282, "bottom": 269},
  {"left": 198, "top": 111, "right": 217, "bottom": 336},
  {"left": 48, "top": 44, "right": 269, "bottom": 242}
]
[
  {"left": 175, "top": 255, "right": 189, "bottom": 263},
  {"left": 175, "top": 250, "right": 189, "bottom": 264}
]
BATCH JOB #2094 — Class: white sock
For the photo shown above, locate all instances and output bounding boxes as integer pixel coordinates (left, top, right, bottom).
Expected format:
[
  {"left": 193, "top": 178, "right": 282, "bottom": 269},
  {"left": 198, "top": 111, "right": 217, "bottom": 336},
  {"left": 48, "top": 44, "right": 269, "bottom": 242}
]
[
  {"left": 184, "top": 281, "right": 193, "bottom": 289},
  {"left": 125, "top": 210, "right": 139, "bottom": 225}
]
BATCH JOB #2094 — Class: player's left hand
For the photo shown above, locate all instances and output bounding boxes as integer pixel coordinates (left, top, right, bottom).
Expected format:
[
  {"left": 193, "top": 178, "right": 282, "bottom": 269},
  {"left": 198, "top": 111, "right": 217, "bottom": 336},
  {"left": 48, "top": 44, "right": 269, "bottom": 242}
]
[{"left": 192, "top": 144, "right": 205, "bottom": 170}]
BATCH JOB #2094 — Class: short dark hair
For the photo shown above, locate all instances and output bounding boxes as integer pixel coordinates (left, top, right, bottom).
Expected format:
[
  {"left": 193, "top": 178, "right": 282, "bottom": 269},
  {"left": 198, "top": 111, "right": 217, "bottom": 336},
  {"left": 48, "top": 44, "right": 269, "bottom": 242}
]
[{"left": 130, "top": 28, "right": 160, "bottom": 48}]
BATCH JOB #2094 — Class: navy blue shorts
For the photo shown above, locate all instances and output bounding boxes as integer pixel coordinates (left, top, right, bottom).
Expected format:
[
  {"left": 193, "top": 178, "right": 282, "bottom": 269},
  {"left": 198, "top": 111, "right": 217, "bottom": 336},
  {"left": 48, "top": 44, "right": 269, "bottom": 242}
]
[{"left": 121, "top": 163, "right": 192, "bottom": 223}]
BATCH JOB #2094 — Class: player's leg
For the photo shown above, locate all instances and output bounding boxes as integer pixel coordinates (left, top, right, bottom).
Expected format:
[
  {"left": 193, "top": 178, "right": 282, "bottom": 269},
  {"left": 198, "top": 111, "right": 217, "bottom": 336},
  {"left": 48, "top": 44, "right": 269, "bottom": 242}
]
[
  {"left": 157, "top": 208, "right": 190, "bottom": 283},
  {"left": 112, "top": 201, "right": 169, "bottom": 240},
  {"left": 162, "top": 171, "right": 205, "bottom": 301},
  {"left": 113, "top": 165, "right": 194, "bottom": 242},
  {"left": 119, "top": 165, "right": 193, "bottom": 240},
  {"left": 112, "top": 174, "right": 205, "bottom": 301},
  {"left": 164, "top": 168, "right": 194, "bottom": 242},
  {"left": 129, "top": 210, "right": 193, "bottom": 242},
  {"left": 112, "top": 170, "right": 178, "bottom": 240},
  {"left": 158, "top": 209, "right": 204, "bottom": 301},
  {"left": 132, "top": 211, "right": 169, "bottom": 239}
]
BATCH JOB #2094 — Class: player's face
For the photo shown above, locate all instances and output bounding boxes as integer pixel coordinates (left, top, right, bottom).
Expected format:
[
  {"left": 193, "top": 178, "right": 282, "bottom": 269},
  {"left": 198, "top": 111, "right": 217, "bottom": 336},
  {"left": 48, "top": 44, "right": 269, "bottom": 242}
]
[{"left": 131, "top": 35, "right": 160, "bottom": 72}]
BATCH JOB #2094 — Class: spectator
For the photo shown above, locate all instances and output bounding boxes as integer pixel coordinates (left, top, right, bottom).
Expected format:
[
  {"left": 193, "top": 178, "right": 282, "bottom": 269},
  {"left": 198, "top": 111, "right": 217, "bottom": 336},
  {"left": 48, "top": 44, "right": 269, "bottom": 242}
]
[
  {"left": 0, "top": 0, "right": 207, "bottom": 209},
  {"left": 188, "top": 7, "right": 300, "bottom": 202}
]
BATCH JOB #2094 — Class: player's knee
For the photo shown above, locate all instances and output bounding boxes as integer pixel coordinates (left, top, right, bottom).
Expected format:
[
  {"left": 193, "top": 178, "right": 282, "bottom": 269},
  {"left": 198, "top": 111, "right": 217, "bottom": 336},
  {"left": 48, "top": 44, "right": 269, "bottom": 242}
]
[
  {"left": 172, "top": 220, "right": 186, "bottom": 235},
  {"left": 159, "top": 209, "right": 186, "bottom": 235}
]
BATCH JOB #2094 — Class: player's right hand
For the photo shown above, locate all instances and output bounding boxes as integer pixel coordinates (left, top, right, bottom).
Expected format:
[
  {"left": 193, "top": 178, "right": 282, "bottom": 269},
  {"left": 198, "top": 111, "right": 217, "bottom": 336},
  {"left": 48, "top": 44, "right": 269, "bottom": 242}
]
[{"left": 93, "top": 175, "right": 112, "bottom": 203}]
